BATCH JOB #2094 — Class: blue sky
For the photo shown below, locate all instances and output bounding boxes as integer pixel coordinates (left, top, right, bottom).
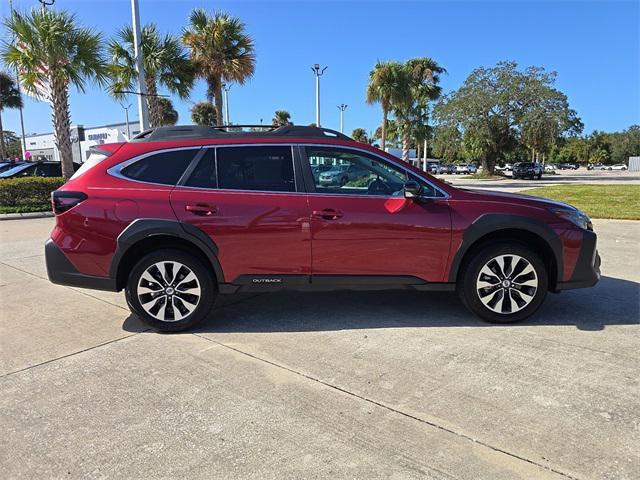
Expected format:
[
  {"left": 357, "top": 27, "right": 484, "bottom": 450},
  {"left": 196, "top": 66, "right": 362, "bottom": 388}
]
[{"left": 2, "top": 0, "right": 639, "bottom": 137}]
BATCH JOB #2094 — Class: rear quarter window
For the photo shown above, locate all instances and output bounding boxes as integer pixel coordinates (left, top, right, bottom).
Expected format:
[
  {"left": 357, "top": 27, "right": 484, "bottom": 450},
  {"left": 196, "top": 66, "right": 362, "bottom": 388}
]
[{"left": 120, "top": 149, "right": 198, "bottom": 185}]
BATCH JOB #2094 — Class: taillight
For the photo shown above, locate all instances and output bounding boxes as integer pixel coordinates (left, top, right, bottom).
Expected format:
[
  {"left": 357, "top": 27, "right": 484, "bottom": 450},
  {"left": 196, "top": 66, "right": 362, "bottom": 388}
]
[{"left": 52, "top": 191, "right": 87, "bottom": 214}]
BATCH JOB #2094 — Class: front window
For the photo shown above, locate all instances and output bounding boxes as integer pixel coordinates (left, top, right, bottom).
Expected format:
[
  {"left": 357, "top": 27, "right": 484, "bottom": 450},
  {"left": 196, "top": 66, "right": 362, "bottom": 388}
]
[{"left": 304, "top": 146, "right": 443, "bottom": 197}]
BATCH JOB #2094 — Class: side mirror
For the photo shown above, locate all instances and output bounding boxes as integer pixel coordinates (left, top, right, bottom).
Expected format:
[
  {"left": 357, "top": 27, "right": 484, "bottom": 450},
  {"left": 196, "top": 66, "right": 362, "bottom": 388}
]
[{"left": 403, "top": 181, "right": 423, "bottom": 199}]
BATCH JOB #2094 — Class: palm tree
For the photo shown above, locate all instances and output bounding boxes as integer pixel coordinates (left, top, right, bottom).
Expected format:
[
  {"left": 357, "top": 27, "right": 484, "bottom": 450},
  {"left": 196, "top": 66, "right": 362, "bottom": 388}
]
[
  {"left": 0, "top": 72, "right": 23, "bottom": 159},
  {"left": 272, "top": 110, "right": 291, "bottom": 126},
  {"left": 157, "top": 97, "right": 178, "bottom": 126},
  {"left": 3, "top": 8, "right": 108, "bottom": 179},
  {"left": 183, "top": 9, "right": 255, "bottom": 126},
  {"left": 351, "top": 128, "right": 369, "bottom": 144},
  {"left": 366, "top": 61, "right": 408, "bottom": 151},
  {"left": 191, "top": 101, "right": 216, "bottom": 126},
  {"left": 109, "top": 23, "right": 193, "bottom": 128}
]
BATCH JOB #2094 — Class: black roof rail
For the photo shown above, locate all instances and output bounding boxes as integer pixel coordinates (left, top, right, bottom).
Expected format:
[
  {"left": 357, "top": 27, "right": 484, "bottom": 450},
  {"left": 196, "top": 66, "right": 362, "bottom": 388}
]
[{"left": 130, "top": 124, "right": 352, "bottom": 142}]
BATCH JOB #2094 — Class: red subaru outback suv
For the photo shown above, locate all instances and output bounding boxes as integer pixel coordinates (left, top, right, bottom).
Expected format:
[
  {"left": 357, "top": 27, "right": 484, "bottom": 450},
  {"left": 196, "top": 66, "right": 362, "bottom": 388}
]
[{"left": 46, "top": 125, "right": 600, "bottom": 331}]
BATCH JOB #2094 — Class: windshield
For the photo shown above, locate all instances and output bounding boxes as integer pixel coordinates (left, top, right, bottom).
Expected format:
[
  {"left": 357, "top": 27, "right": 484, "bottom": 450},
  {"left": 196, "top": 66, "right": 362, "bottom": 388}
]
[{"left": 0, "top": 163, "right": 31, "bottom": 178}]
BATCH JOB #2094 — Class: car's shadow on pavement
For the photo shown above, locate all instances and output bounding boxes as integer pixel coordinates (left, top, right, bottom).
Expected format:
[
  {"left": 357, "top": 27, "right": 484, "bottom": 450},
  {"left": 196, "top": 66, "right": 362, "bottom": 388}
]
[{"left": 122, "top": 276, "right": 639, "bottom": 334}]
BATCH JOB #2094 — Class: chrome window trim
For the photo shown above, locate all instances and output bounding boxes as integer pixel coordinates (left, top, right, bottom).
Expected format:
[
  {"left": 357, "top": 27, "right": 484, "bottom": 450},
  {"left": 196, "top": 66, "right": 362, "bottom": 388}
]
[
  {"left": 107, "top": 146, "right": 202, "bottom": 187},
  {"left": 176, "top": 144, "right": 299, "bottom": 194},
  {"left": 300, "top": 143, "right": 450, "bottom": 199}
]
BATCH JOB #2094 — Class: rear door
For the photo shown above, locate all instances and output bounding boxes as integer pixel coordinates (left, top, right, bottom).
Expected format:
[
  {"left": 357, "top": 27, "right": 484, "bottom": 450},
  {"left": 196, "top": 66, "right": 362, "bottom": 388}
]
[
  {"left": 171, "top": 144, "right": 312, "bottom": 284},
  {"left": 302, "top": 145, "right": 451, "bottom": 283}
]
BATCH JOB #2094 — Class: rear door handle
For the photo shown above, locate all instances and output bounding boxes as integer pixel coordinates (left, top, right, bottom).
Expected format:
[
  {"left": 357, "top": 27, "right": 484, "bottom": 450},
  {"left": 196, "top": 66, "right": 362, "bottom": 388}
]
[
  {"left": 185, "top": 203, "right": 217, "bottom": 216},
  {"left": 312, "top": 208, "right": 343, "bottom": 220}
]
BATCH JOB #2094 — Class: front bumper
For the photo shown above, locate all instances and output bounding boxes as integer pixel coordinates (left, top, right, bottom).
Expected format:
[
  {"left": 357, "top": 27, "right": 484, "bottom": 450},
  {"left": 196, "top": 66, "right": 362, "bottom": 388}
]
[
  {"left": 556, "top": 229, "right": 601, "bottom": 290},
  {"left": 45, "top": 239, "right": 117, "bottom": 291}
]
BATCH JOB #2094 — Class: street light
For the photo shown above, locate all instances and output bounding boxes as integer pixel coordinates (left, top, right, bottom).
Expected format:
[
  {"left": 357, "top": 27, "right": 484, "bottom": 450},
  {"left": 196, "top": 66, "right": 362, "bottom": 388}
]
[
  {"left": 222, "top": 83, "right": 231, "bottom": 126},
  {"left": 337, "top": 104, "right": 348, "bottom": 133},
  {"left": 130, "top": 0, "right": 149, "bottom": 131},
  {"left": 120, "top": 103, "right": 132, "bottom": 139},
  {"left": 310, "top": 64, "right": 327, "bottom": 127}
]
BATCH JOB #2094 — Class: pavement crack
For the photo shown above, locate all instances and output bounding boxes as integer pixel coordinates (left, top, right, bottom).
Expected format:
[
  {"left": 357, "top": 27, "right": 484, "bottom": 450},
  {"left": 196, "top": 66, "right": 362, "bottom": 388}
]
[
  {"left": 0, "top": 261, "right": 129, "bottom": 312},
  {"left": 193, "top": 333, "right": 582, "bottom": 480},
  {"left": 0, "top": 331, "right": 148, "bottom": 378}
]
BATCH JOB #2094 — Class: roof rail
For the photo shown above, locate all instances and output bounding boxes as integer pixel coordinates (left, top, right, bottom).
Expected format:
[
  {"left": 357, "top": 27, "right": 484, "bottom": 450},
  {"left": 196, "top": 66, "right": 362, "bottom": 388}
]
[{"left": 130, "top": 124, "right": 352, "bottom": 142}]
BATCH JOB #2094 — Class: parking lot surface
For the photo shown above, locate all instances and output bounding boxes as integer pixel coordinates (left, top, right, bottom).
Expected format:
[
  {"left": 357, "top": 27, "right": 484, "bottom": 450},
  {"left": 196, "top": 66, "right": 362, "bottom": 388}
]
[
  {"left": 1, "top": 217, "right": 638, "bottom": 479},
  {"left": 437, "top": 168, "right": 640, "bottom": 192}
]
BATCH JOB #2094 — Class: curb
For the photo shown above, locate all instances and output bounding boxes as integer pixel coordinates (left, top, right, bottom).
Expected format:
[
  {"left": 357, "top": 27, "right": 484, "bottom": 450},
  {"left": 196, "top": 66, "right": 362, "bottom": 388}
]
[{"left": 0, "top": 211, "right": 54, "bottom": 221}]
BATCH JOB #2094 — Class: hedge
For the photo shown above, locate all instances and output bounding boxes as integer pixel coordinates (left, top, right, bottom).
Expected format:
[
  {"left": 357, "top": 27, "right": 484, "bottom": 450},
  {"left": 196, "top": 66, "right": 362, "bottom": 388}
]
[{"left": 0, "top": 177, "right": 64, "bottom": 213}]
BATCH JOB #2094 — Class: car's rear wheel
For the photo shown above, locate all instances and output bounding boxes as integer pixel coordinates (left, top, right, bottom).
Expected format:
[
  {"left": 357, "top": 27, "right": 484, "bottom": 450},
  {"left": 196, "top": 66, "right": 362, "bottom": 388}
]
[
  {"left": 125, "top": 249, "right": 216, "bottom": 332},
  {"left": 458, "top": 243, "right": 548, "bottom": 323}
]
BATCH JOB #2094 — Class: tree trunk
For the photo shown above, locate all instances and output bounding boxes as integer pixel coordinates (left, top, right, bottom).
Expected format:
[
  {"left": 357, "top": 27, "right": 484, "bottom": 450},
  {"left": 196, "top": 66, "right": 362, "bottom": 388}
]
[
  {"left": 145, "top": 77, "right": 161, "bottom": 128},
  {"left": 214, "top": 78, "right": 224, "bottom": 127},
  {"left": 50, "top": 76, "right": 73, "bottom": 180},
  {"left": 0, "top": 112, "right": 6, "bottom": 159},
  {"left": 401, "top": 134, "right": 410, "bottom": 162},
  {"left": 380, "top": 108, "right": 388, "bottom": 151}
]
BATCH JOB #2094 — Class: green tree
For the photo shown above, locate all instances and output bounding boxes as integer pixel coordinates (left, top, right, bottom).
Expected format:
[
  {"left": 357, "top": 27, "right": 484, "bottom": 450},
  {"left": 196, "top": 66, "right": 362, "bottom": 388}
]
[
  {"left": 3, "top": 8, "right": 109, "bottom": 179},
  {"left": 183, "top": 9, "right": 255, "bottom": 126},
  {"left": 434, "top": 61, "right": 581, "bottom": 173},
  {"left": 272, "top": 110, "right": 291, "bottom": 126},
  {"left": 191, "top": 101, "right": 216, "bottom": 126},
  {"left": 157, "top": 97, "right": 178, "bottom": 126},
  {"left": 0, "top": 72, "right": 23, "bottom": 159},
  {"left": 366, "top": 61, "right": 408, "bottom": 151},
  {"left": 432, "top": 125, "right": 462, "bottom": 162},
  {"left": 108, "top": 23, "right": 193, "bottom": 128},
  {"left": 1, "top": 130, "right": 22, "bottom": 158},
  {"left": 351, "top": 128, "right": 370, "bottom": 144}
]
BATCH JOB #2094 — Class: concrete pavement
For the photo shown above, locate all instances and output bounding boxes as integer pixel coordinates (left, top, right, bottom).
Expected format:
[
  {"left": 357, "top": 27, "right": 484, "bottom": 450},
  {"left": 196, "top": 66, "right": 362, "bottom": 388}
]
[{"left": 1, "top": 217, "right": 638, "bottom": 479}]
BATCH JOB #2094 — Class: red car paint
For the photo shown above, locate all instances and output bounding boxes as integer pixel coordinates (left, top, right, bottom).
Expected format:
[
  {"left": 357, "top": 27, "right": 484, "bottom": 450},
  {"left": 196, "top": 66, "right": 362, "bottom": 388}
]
[{"left": 51, "top": 137, "right": 590, "bottom": 286}]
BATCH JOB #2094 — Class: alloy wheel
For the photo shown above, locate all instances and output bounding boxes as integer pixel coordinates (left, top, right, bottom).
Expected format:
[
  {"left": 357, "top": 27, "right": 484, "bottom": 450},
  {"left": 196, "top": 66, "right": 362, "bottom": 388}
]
[
  {"left": 137, "top": 261, "right": 201, "bottom": 322},
  {"left": 476, "top": 254, "right": 538, "bottom": 314}
]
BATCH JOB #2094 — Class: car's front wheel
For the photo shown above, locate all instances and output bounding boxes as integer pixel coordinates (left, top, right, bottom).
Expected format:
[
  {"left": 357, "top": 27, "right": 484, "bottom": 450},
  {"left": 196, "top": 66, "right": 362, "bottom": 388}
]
[
  {"left": 459, "top": 243, "right": 548, "bottom": 323},
  {"left": 125, "top": 249, "right": 216, "bottom": 332}
]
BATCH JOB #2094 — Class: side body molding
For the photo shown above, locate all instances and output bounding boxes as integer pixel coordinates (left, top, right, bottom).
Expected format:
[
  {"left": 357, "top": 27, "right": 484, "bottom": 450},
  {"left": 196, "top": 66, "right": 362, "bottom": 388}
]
[
  {"left": 110, "top": 218, "right": 224, "bottom": 284},
  {"left": 447, "top": 214, "right": 564, "bottom": 283}
]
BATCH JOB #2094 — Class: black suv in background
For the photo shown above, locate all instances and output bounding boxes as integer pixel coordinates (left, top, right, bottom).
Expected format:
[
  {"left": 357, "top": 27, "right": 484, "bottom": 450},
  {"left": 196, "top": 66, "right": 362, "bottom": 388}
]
[
  {"left": 0, "top": 161, "right": 80, "bottom": 179},
  {"left": 512, "top": 162, "right": 543, "bottom": 179}
]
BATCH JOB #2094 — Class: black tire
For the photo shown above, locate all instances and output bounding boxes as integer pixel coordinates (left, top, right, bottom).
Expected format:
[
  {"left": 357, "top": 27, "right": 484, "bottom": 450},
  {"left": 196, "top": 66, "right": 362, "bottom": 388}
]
[
  {"left": 458, "top": 242, "right": 548, "bottom": 324},
  {"left": 125, "top": 249, "right": 216, "bottom": 332},
  {"left": 536, "top": 173, "right": 542, "bottom": 179}
]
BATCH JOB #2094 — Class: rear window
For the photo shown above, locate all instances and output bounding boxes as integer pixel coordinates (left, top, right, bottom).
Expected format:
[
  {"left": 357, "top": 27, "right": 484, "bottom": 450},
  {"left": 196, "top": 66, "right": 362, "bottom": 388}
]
[
  {"left": 216, "top": 146, "right": 295, "bottom": 192},
  {"left": 71, "top": 152, "right": 108, "bottom": 180},
  {"left": 121, "top": 149, "right": 197, "bottom": 185}
]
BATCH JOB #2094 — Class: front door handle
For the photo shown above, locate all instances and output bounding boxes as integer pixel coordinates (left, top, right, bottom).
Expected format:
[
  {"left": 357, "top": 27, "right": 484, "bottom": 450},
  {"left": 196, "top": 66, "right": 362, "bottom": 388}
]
[
  {"left": 312, "top": 208, "right": 343, "bottom": 220},
  {"left": 185, "top": 203, "right": 217, "bottom": 216}
]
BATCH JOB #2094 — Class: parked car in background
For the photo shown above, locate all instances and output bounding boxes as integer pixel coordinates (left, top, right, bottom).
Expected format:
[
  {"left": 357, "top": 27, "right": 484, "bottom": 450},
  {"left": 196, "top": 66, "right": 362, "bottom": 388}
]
[
  {"left": 318, "top": 163, "right": 368, "bottom": 186},
  {"left": 544, "top": 164, "right": 556, "bottom": 173},
  {"left": 587, "top": 163, "right": 607, "bottom": 171},
  {"left": 45, "top": 124, "right": 600, "bottom": 332},
  {"left": 426, "top": 162, "right": 441, "bottom": 174},
  {"left": 0, "top": 161, "right": 80, "bottom": 179},
  {"left": 454, "top": 163, "right": 477, "bottom": 174},
  {"left": 558, "top": 163, "right": 579, "bottom": 170},
  {"left": 440, "top": 164, "right": 455, "bottom": 174},
  {"left": 0, "top": 161, "right": 25, "bottom": 174},
  {"left": 609, "top": 164, "right": 628, "bottom": 171},
  {"left": 311, "top": 164, "right": 332, "bottom": 178},
  {"left": 495, "top": 163, "right": 513, "bottom": 172},
  {"left": 512, "top": 162, "right": 543, "bottom": 179}
]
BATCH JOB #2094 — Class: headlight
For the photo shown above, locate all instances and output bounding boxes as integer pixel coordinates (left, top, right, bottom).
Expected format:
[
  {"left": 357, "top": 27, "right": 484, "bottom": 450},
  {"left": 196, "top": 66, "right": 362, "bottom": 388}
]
[{"left": 550, "top": 207, "right": 593, "bottom": 231}]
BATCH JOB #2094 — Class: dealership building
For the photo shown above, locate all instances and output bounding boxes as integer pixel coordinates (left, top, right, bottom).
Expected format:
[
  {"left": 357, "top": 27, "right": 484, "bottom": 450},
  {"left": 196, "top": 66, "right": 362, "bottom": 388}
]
[{"left": 22, "top": 121, "right": 141, "bottom": 163}]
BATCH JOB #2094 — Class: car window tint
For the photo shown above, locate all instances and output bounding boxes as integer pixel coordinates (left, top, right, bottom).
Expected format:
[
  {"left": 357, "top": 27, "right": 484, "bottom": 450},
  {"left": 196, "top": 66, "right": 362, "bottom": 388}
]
[
  {"left": 217, "top": 146, "right": 295, "bottom": 192},
  {"left": 121, "top": 149, "right": 197, "bottom": 185},
  {"left": 184, "top": 149, "right": 217, "bottom": 188},
  {"left": 305, "top": 146, "right": 408, "bottom": 196}
]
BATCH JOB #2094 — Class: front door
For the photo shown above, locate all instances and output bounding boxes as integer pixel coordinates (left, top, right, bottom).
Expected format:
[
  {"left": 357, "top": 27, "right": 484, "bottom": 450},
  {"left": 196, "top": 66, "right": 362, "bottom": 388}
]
[
  {"left": 171, "top": 145, "right": 311, "bottom": 284},
  {"left": 303, "top": 145, "right": 451, "bottom": 283}
]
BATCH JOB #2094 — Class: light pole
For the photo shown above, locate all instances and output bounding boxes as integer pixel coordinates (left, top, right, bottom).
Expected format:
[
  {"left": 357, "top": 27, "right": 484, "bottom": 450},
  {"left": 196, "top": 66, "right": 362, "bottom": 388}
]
[
  {"left": 337, "top": 104, "right": 348, "bottom": 133},
  {"left": 222, "top": 83, "right": 231, "bottom": 126},
  {"left": 120, "top": 103, "right": 132, "bottom": 138},
  {"left": 9, "top": 0, "right": 27, "bottom": 158},
  {"left": 130, "top": 0, "right": 149, "bottom": 131},
  {"left": 311, "top": 64, "right": 327, "bottom": 127}
]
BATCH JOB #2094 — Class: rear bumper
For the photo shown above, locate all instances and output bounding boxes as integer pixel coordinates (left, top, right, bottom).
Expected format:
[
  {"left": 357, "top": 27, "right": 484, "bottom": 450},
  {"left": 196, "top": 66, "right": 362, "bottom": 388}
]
[
  {"left": 556, "top": 229, "right": 601, "bottom": 290},
  {"left": 45, "top": 239, "right": 117, "bottom": 291}
]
